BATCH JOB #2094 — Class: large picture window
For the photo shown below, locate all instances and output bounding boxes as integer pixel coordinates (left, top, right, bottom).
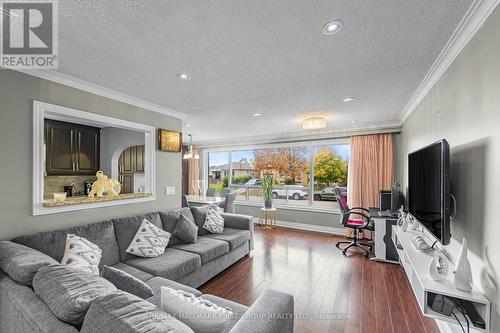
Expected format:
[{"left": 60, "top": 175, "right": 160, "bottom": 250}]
[{"left": 205, "top": 141, "right": 349, "bottom": 211}]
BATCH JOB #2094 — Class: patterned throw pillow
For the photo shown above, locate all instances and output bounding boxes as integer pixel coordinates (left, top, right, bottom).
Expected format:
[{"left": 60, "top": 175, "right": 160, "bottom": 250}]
[
  {"left": 203, "top": 206, "right": 225, "bottom": 234},
  {"left": 126, "top": 219, "right": 171, "bottom": 258},
  {"left": 61, "top": 234, "right": 102, "bottom": 275}
]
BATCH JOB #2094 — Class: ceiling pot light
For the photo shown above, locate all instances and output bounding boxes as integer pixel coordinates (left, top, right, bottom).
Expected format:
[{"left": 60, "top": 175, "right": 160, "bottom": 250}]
[
  {"left": 185, "top": 123, "right": 191, "bottom": 127},
  {"left": 252, "top": 113, "right": 263, "bottom": 117},
  {"left": 302, "top": 117, "right": 327, "bottom": 130},
  {"left": 176, "top": 72, "right": 191, "bottom": 80},
  {"left": 322, "top": 19, "right": 343, "bottom": 35},
  {"left": 343, "top": 97, "right": 355, "bottom": 102}
]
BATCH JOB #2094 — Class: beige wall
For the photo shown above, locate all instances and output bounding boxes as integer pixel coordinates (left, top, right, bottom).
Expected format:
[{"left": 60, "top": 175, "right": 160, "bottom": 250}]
[
  {"left": 0, "top": 70, "right": 182, "bottom": 240},
  {"left": 398, "top": 7, "right": 500, "bottom": 329}
]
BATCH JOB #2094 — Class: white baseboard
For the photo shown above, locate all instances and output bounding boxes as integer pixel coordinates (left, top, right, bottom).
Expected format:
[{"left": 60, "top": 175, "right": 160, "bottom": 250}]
[{"left": 253, "top": 218, "right": 345, "bottom": 236}]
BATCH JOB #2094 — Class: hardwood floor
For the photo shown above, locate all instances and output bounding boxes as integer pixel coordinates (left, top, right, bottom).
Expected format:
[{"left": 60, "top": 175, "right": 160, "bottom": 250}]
[{"left": 200, "top": 227, "right": 439, "bottom": 333}]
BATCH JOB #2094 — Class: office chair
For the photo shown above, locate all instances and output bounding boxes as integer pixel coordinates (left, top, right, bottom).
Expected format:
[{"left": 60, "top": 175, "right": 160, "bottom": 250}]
[{"left": 333, "top": 187, "right": 374, "bottom": 257}]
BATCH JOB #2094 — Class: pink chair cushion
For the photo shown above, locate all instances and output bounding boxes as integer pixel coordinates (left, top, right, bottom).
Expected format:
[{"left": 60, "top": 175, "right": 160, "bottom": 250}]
[{"left": 346, "top": 219, "right": 364, "bottom": 226}]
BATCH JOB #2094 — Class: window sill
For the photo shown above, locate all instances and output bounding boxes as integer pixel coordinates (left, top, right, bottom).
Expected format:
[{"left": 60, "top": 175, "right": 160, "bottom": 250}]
[{"left": 234, "top": 200, "right": 341, "bottom": 214}]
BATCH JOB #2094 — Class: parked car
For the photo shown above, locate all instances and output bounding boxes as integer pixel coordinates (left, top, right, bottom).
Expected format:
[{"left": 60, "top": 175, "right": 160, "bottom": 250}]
[
  {"left": 272, "top": 185, "right": 308, "bottom": 200},
  {"left": 245, "top": 178, "right": 261, "bottom": 186},
  {"left": 313, "top": 187, "right": 347, "bottom": 201}
]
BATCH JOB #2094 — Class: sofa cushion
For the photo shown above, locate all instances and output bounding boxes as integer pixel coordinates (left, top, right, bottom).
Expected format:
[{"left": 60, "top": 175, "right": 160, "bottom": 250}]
[
  {"left": 125, "top": 248, "right": 201, "bottom": 281},
  {"left": 160, "top": 287, "right": 233, "bottom": 333},
  {"left": 202, "top": 228, "right": 251, "bottom": 250},
  {"left": 144, "top": 276, "right": 202, "bottom": 297},
  {"left": 112, "top": 212, "right": 163, "bottom": 261},
  {"left": 173, "top": 214, "right": 199, "bottom": 244},
  {"left": 190, "top": 206, "right": 211, "bottom": 235},
  {"left": 172, "top": 237, "right": 229, "bottom": 264},
  {"left": 80, "top": 291, "right": 194, "bottom": 333},
  {"left": 12, "top": 220, "right": 120, "bottom": 270},
  {"left": 199, "top": 294, "right": 249, "bottom": 333},
  {"left": 33, "top": 264, "right": 117, "bottom": 325},
  {"left": 159, "top": 207, "right": 195, "bottom": 246},
  {"left": 102, "top": 265, "right": 154, "bottom": 299},
  {"left": 0, "top": 241, "right": 58, "bottom": 286},
  {"left": 126, "top": 219, "right": 171, "bottom": 258},
  {"left": 110, "top": 262, "right": 153, "bottom": 282}
]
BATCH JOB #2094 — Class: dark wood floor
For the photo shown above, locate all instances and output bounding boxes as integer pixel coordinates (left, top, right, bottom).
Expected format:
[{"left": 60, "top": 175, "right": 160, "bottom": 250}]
[{"left": 200, "top": 227, "right": 439, "bottom": 333}]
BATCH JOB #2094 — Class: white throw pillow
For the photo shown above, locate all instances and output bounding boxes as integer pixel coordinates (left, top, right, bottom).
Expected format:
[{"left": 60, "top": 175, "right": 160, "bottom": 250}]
[
  {"left": 61, "top": 234, "right": 102, "bottom": 275},
  {"left": 161, "top": 286, "right": 233, "bottom": 333},
  {"left": 203, "top": 206, "right": 225, "bottom": 234},
  {"left": 126, "top": 219, "right": 171, "bottom": 258}
]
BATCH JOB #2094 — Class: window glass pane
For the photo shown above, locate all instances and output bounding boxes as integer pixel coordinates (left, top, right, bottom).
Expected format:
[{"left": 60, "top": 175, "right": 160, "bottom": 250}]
[
  {"left": 313, "top": 144, "right": 349, "bottom": 210},
  {"left": 272, "top": 147, "right": 311, "bottom": 207},
  {"left": 208, "top": 151, "right": 229, "bottom": 196},
  {"left": 249, "top": 146, "right": 310, "bottom": 207},
  {"left": 230, "top": 149, "right": 262, "bottom": 202}
]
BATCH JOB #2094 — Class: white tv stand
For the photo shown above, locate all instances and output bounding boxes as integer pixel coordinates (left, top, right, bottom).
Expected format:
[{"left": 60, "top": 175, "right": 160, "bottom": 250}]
[{"left": 391, "top": 226, "right": 490, "bottom": 332}]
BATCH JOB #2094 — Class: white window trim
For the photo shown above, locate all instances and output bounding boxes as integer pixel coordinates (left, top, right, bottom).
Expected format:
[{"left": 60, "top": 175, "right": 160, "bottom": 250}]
[
  {"left": 202, "top": 139, "right": 349, "bottom": 213},
  {"left": 33, "top": 101, "right": 156, "bottom": 216}
]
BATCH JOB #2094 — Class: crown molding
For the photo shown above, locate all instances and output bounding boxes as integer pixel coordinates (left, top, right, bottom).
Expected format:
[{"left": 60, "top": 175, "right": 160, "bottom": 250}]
[
  {"left": 399, "top": 0, "right": 499, "bottom": 122},
  {"left": 14, "top": 69, "right": 187, "bottom": 120}
]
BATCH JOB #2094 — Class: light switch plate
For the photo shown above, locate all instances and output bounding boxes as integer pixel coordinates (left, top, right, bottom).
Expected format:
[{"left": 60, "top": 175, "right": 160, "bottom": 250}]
[{"left": 165, "top": 186, "right": 176, "bottom": 196}]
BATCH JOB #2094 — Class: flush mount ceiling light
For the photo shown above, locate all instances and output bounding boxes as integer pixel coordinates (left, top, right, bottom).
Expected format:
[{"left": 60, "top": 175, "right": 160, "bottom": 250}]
[
  {"left": 322, "top": 19, "right": 343, "bottom": 35},
  {"left": 343, "top": 97, "right": 355, "bottom": 102},
  {"left": 302, "top": 116, "right": 327, "bottom": 130},
  {"left": 176, "top": 72, "right": 191, "bottom": 80},
  {"left": 183, "top": 134, "right": 199, "bottom": 160}
]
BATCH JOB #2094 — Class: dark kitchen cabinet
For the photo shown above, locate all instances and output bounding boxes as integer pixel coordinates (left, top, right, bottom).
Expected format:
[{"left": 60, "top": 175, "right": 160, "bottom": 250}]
[
  {"left": 45, "top": 120, "right": 100, "bottom": 176},
  {"left": 118, "top": 145, "right": 145, "bottom": 194},
  {"left": 135, "top": 145, "right": 144, "bottom": 173},
  {"left": 118, "top": 146, "right": 144, "bottom": 174},
  {"left": 119, "top": 174, "right": 134, "bottom": 194}
]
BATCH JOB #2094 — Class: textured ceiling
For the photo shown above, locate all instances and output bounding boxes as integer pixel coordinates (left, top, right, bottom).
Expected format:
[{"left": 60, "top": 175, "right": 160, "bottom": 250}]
[{"left": 57, "top": 0, "right": 474, "bottom": 144}]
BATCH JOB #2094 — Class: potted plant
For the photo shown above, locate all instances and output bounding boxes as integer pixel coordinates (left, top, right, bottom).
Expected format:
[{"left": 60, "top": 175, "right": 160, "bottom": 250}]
[{"left": 261, "top": 174, "right": 277, "bottom": 209}]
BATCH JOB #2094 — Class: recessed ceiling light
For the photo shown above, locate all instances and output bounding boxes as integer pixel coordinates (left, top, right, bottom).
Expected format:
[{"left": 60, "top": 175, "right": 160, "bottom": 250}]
[
  {"left": 322, "top": 19, "right": 343, "bottom": 35},
  {"left": 176, "top": 73, "right": 191, "bottom": 80},
  {"left": 252, "top": 113, "right": 263, "bottom": 117},
  {"left": 351, "top": 120, "right": 358, "bottom": 123},
  {"left": 302, "top": 117, "right": 327, "bottom": 130},
  {"left": 185, "top": 123, "right": 191, "bottom": 127},
  {"left": 343, "top": 97, "right": 355, "bottom": 102}
]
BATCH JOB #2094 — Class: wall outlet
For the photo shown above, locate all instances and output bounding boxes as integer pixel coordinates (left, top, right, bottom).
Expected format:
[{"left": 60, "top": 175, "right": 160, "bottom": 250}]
[{"left": 165, "top": 186, "right": 176, "bottom": 196}]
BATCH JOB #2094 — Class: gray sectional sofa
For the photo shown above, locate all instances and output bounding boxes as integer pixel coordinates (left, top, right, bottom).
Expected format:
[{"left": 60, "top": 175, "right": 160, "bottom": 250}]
[{"left": 0, "top": 206, "right": 295, "bottom": 333}]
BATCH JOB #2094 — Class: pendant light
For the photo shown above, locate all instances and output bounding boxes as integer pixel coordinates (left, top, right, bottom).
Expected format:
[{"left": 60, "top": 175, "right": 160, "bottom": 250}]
[{"left": 183, "top": 134, "right": 199, "bottom": 160}]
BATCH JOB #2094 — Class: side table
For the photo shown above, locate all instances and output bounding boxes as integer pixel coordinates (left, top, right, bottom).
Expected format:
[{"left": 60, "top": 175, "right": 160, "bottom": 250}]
[{"left": 260, "top": 207, "right": 277, "bottom": 230}]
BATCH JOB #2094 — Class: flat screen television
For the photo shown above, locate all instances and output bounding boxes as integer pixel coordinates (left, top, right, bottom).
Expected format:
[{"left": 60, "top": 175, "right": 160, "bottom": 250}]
[{"left": 408, "top": 139, "right": 451, "bottom": 245}]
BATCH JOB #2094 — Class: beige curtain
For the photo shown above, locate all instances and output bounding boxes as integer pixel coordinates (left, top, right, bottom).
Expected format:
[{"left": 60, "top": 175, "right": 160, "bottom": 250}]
[
  {"left": 346, "top": 134, "right": 393, "bottom": 239},
  {"left": 187, "top": 148, "right": 200, "bottom": 195}
]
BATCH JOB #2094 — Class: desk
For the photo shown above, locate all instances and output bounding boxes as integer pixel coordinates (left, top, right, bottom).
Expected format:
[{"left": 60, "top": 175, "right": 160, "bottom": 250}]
[
  {"left": 185, "top": 195, "right": 224, "bottom": 206},
  {"left": 369, "top": 207, "right": 399, "bottom": 264}
]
